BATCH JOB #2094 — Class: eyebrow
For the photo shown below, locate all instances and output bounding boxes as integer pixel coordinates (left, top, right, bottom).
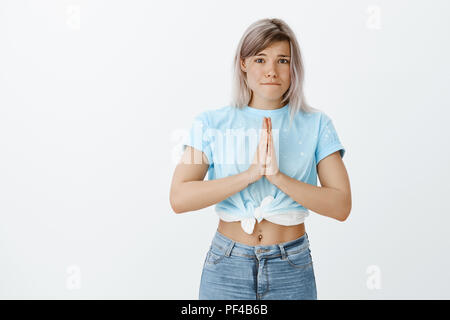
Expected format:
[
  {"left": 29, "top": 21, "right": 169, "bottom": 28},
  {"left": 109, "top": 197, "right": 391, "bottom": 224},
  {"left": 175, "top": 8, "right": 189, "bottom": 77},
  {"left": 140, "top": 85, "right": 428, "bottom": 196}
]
[{"left": 255, "top": 53, "right": 291, "bottom": 57}]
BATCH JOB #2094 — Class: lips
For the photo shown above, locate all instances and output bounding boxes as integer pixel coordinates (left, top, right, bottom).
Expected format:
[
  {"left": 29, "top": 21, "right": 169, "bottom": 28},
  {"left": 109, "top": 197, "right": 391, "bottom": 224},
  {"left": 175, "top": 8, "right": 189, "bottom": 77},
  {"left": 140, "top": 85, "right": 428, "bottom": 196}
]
[{"left": 261, "top": 83, "right": 281, "bottom": 85}]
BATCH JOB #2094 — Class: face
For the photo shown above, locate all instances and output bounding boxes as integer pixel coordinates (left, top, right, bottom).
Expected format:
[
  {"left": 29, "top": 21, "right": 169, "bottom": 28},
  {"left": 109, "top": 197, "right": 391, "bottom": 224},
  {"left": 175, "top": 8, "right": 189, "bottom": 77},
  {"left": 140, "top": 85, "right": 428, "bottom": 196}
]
[{"left": 240, "top": 40, "right": 291, "bottom": 109}]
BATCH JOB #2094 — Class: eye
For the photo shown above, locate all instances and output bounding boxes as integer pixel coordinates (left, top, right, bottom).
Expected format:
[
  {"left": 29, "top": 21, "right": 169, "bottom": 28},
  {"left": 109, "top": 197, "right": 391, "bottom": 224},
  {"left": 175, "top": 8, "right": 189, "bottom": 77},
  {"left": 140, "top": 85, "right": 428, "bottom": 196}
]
[{"left": 254, "top": 58, "right": 290, "bottom": 64}]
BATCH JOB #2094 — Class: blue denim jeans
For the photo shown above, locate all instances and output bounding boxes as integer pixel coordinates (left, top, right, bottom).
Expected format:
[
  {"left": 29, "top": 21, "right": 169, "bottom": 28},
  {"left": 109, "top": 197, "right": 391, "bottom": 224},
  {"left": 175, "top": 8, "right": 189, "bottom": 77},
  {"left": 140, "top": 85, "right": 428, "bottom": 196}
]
[{"left": 199, "top": 230, "right": 317, "bottom": 300}]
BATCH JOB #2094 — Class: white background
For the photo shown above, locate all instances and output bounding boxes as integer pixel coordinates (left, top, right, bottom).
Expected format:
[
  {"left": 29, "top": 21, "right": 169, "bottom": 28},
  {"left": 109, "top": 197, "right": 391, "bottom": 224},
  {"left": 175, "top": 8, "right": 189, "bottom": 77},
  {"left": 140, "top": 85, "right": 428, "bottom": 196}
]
[{"left": 0, "top": 0, "right": 449, "bottom": 299}]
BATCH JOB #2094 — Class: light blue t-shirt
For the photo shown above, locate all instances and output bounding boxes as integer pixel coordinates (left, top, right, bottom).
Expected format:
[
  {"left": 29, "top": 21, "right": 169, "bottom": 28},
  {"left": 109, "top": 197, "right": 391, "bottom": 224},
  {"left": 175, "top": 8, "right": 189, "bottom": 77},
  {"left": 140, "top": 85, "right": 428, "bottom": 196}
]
[{"left": 182, "top": 103, "right": 346, "bottom": 220}]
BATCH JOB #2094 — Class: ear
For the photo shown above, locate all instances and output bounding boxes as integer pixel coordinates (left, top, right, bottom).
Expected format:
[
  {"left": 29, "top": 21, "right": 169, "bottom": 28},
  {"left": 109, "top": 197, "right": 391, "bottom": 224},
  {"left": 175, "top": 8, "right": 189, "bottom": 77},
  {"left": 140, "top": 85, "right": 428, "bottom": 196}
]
[{"left": 240, "top": 58, "right": 247, "bottom": 73}]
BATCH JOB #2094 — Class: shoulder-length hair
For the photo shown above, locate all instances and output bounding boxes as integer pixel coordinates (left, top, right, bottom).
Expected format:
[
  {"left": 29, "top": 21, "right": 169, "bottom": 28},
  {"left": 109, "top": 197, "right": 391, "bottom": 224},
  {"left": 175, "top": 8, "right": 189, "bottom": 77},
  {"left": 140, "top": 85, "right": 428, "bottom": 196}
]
[{"left": 230, "top": 18, "right": 319, "bottom": 126}]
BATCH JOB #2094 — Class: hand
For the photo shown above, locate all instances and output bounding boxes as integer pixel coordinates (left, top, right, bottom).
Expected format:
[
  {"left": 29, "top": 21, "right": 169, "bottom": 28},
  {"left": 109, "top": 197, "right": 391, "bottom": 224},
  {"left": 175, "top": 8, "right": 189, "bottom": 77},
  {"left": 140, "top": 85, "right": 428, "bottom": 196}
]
[
  {"left": 264, "top": 117, "right": 280, "bottom": 182},
  {"left": 246, "top": 117, "right": 269, "bottom": 184}
]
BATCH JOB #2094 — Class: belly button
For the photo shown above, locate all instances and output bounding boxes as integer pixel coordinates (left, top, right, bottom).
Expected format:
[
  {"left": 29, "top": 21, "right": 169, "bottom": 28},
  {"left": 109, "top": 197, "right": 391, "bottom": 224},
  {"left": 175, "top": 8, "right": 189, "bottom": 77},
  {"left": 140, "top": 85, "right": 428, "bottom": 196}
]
[{"left": 258, "top": 234, "right": 263, "bottom": 241}]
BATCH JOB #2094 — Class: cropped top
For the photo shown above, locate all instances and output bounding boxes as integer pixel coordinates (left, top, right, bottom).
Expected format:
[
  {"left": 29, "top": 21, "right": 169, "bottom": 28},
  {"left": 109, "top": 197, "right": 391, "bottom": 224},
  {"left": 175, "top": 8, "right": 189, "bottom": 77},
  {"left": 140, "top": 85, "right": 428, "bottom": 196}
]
[{"left": 182, "top": 103, "right": 346, "bottom": 234}]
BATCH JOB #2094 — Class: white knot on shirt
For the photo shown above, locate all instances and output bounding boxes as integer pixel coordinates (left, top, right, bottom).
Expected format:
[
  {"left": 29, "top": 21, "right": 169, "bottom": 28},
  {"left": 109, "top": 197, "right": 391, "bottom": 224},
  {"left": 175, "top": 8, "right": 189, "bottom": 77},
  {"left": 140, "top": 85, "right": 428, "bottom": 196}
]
[{"left": 240, "top": 195, "right": 275, "bottom": 235}]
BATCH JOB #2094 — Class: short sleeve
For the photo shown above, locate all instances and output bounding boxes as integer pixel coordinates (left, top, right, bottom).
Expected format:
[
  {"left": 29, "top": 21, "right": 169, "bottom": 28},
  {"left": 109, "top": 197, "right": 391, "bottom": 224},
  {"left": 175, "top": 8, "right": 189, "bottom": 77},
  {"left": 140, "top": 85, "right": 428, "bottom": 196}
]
[
  {"left": 315, "top": 114, "right": 346, "bottom": 164},
  {"left": 182, "top": 111, "right": 213, "bottom": 165}
]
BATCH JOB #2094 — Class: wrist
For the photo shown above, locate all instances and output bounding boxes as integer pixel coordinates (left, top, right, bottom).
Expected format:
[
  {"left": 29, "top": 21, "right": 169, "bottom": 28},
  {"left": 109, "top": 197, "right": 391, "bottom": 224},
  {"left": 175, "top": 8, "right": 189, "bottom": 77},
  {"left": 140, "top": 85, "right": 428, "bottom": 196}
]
[
  {"left": 245, "top": 165, "right": 262, "bottom": 186},
  {"left": 266, "top": 169, "right": 282, "bottom": 184},
  {"left": 244, "top": 168, "right": 256, "bottom": 186}
]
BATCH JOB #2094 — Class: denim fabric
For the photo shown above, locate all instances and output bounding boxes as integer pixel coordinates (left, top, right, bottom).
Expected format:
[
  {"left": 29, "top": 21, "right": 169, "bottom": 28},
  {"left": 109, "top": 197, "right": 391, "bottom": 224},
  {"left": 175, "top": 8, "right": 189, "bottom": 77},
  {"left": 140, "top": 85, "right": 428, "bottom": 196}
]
[{"left": 199, "top": 230, "right": 317, "bottom": 300}]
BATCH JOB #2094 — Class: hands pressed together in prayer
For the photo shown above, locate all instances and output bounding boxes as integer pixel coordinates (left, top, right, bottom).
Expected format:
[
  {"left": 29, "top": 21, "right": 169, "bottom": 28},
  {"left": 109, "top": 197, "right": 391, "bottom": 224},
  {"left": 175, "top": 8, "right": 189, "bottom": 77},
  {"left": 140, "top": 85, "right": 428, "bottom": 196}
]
[{"left": 246, "top": 117, "right": 281, "bottom": 185}]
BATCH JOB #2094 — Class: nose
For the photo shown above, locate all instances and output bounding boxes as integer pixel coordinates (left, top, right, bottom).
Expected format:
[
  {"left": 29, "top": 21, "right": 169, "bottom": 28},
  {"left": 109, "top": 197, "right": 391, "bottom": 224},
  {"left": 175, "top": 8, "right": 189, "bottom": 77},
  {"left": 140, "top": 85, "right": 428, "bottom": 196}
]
[
  {"left": 264, "top": 60, "right": 279, "bottom": 77},
  {"left": 265, "top": 68, "right": 277, "bottom": 78}
]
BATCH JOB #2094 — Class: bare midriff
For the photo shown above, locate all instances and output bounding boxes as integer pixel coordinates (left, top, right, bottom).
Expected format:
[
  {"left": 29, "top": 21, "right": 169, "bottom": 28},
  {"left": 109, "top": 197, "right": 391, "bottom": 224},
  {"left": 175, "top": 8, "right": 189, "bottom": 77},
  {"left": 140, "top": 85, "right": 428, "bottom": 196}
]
[{"left": 217, "top": 219, "right": 305, "bottom": 246}]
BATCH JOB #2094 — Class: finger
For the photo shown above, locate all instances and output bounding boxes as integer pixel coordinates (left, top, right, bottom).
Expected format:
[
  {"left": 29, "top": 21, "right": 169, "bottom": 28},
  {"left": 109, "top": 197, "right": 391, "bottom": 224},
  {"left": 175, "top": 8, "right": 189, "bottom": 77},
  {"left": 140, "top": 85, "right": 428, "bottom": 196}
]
[
  {"left": 256, "top": 118, "right": 265, "bottom": 160},
  {"left": 258, "top": 124, "right": 267, "bottom": 163},
  {"left": 265, "top": 119, "right": 268, "bottom": 153},
  {"left": 261, "top": 121, "right": 268, "bottom": 167},
  {"left": 261, "top": 118, "right": 267, "bottom": 143},
  {"left": 261, "top": 124, "right": 267, "bottom": 155},
  {"left": 260, "top": 117, "right": 267, "bottom": 144},
  {"left": 268, "top": 132, "right": 275, "bottom": 174},
  {"left": 263, "top": 118, "right": 269, "bottom": 150}
]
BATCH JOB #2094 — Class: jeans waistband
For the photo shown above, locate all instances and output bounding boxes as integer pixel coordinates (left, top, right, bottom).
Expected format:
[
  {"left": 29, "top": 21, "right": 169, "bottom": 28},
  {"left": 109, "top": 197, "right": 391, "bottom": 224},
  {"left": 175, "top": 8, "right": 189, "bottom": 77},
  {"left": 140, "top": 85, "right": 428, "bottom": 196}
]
[{"left": 210, "top": 229, "right": 310, "bottom": 260}]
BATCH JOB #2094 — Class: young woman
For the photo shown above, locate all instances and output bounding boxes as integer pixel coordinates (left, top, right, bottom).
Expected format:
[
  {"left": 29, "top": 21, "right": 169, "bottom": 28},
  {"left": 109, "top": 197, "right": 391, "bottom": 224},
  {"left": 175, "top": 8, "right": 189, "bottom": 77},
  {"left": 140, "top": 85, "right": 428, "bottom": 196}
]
[{"left": 170, "top": 18, "right": 351, "bottom": 300}]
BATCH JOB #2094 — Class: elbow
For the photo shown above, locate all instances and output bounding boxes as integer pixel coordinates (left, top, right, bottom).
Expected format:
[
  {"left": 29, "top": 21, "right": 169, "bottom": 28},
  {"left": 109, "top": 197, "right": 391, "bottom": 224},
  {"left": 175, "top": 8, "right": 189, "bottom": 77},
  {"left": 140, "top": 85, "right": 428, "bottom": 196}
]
[
  {"left": 336, "top": 196, "right": 352, "bottom": 222},
  {"left": 337, "top": 192, "right": 352, "bottom": 222},
  {"left": 337, "top": 211, "right": 350, "bottom": 222},
  {"left": 170, "top": 192, "right": 185, "bottom": 214},
  {"left": 171, "top": 201, "right": 187, "bottom": 214},
  {"left": 171, "top": 202, "right": 182, "bottom": 214},
  {"left": 171, "top": 200, "right": 184, "bottom": 214}
]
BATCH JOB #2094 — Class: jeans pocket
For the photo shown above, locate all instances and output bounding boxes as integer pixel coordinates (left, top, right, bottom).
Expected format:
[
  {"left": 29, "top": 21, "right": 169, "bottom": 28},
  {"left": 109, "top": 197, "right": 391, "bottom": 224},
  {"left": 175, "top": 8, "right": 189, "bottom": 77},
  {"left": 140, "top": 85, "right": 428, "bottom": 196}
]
[
  {"left": 286, "top": 246, "right": 313, "bottom": 269},
  {"left": 205, "top": 245, "right": 226, "bottom": 265}
]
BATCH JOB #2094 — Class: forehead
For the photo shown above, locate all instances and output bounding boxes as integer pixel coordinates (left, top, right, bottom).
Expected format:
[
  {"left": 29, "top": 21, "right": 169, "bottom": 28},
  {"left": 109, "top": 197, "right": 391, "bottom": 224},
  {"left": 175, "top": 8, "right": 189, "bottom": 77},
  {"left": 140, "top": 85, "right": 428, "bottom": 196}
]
[{"left": 256, "top": 41, "right": 290, "bottom": 55}]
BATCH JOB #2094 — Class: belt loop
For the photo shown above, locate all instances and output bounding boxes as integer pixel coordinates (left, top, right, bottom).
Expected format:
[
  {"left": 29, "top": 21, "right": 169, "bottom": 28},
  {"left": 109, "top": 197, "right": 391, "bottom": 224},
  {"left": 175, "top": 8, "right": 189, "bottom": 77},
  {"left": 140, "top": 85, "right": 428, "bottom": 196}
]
[
  {"left": 225, "top": 240, "right": 235, "bottom": 257},
  {"left": 278, "top": 244, "right": 287, "bottom": 260}
]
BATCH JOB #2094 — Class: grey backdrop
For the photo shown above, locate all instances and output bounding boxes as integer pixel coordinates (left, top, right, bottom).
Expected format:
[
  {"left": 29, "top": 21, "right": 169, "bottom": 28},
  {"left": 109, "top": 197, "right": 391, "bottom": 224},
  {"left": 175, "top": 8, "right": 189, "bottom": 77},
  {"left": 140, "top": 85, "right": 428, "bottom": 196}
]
[{"left": 0, "top": 0, "right": 449, "bottom": 299}]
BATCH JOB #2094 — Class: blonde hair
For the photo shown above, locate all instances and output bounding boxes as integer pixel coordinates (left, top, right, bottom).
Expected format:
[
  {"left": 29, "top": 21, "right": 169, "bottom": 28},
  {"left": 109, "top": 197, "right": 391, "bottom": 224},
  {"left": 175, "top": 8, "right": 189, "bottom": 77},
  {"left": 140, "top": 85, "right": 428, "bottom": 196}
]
[{"left": 230, "top": 18, "right": 319, "bottom": 126}]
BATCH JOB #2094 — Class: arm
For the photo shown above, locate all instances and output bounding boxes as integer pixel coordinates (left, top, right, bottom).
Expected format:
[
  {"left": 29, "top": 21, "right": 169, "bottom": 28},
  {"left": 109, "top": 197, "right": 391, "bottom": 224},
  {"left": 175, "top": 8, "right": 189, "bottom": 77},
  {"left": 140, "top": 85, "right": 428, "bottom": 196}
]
[
  {"left": 170, "top": 146, "right": 255, "bottom": 214},
  {"left": 171, "top": 118, "right": 269, "bottom": 214},
  {"left": 268, "top": 151, "right": 352, "bottom": 221}
]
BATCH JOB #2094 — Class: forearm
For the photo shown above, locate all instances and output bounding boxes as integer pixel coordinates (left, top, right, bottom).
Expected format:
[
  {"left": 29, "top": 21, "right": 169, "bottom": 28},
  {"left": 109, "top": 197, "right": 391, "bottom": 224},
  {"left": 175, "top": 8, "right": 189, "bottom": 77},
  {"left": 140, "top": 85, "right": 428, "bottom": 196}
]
[
  {"left": 172, "top": 171, "right": 252, "bottom": 214},
  {"left": 269, "top": 171, "right": 350, "bottom": 221}
]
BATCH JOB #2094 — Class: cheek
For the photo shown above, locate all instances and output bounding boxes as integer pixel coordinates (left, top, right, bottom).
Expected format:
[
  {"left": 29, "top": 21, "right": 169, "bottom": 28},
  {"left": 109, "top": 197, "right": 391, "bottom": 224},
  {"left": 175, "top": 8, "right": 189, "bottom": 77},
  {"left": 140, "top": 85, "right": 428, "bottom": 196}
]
[
  {"left": 282, "top": 68, "right": 290, "bottom": 78},
  {"left": 246, "top": 71, "right": 262, "bottom": 86},
  {"left": 248, "top": 68, "right": 263, "bottom": 79},
  {"left": 282, "top": 72, "right": 291, "bottom": 85}
]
